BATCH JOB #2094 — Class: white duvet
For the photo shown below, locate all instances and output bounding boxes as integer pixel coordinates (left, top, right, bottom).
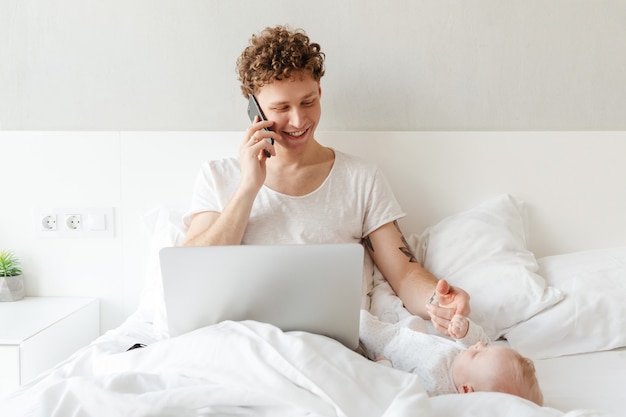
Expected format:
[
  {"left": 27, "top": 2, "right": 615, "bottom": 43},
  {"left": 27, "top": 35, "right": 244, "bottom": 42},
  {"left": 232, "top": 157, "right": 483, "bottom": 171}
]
[{"left": 0, "top": 318, "right": 613, "bottom": 417}]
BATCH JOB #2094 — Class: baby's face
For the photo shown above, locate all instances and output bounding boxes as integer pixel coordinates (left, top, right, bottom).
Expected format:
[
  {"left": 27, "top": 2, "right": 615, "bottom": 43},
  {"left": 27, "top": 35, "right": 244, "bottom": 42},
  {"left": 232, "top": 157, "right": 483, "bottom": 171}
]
[{"left": 452, "top": 342, "right": 518, "bottom": 393}]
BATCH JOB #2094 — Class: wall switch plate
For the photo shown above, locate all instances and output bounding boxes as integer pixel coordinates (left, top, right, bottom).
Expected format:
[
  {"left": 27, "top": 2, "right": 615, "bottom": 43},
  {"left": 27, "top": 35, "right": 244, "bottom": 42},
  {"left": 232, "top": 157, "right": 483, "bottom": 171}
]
[
  {"left": 34, "top": 207, "right": 114, "bottom": 238},
  {"left": 86, "top": 213, "right": 106, "bottom": 231}
]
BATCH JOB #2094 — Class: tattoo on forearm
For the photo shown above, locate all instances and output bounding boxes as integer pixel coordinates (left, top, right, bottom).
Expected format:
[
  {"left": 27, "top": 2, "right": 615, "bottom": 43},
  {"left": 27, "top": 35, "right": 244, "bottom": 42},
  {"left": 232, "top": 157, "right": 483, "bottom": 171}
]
[
  {"left": 399, "top": 246, "right": 418, "bottom": 263},
  {"left": 363, "top": 222, "right": 417, "bottom": 263},
  {"left": 395, "top": 221, "right": 417, "bottom": 263}
]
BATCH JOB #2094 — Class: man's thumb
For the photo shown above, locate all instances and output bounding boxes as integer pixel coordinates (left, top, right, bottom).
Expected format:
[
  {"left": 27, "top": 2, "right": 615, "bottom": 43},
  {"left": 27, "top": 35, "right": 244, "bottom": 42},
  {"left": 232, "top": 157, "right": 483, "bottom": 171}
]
[{"left": 437, "top": 279, "right": 450, "bottom": 296}]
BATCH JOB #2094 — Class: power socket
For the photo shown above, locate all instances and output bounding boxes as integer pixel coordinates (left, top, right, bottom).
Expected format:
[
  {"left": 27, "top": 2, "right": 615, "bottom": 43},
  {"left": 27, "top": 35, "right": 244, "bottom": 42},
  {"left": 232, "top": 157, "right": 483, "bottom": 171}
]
[
  {"left": 65, "top": 214, "right": 82, "bottom": 230},
  {"left": 34, "top": 207, "right": 114, "bottom": 238},
  {"left": 41, "top": 215, "right": 57, "bottom": 231}
]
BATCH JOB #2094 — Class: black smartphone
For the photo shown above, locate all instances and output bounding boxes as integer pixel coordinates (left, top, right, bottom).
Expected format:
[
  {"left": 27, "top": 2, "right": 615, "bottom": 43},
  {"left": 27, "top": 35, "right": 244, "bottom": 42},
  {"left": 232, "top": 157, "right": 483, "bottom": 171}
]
[{"left": 247, "top": 94, "right": 275, "bottom": 147}]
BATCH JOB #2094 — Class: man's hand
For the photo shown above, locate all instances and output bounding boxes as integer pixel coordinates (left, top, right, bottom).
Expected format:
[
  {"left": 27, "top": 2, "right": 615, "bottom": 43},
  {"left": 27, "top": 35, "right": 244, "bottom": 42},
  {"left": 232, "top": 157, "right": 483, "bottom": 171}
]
[{"left": 425, "top": 279, "right": 470, "bottom": 336}]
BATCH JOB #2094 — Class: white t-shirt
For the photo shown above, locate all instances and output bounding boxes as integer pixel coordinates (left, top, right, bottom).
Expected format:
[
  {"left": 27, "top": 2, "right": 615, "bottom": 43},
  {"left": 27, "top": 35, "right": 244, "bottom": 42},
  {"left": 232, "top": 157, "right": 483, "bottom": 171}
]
[{"left": 183, "top": 149, "right": 406, "bottom": 305}]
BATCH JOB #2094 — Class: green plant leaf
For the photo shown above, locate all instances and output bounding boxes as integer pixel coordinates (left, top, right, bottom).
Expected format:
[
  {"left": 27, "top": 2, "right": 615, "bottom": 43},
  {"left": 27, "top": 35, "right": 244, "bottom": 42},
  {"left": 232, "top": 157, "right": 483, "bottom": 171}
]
[{"left": 0, "top": 250, "right": 23, "bottom": 277}]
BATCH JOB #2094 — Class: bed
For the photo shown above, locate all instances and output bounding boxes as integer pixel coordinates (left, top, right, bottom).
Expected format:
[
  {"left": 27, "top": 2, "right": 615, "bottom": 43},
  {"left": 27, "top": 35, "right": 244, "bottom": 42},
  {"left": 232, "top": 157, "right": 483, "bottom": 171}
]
[{"left": 1, "top": 131, "right": 625, "bottom": 417}]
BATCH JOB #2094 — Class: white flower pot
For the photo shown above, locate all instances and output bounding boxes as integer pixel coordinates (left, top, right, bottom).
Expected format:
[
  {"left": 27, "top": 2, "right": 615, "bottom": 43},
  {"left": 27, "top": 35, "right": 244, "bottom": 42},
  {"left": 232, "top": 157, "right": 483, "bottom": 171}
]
[{"left": 0, "top": 275, "right": 25, "bottom": 301}]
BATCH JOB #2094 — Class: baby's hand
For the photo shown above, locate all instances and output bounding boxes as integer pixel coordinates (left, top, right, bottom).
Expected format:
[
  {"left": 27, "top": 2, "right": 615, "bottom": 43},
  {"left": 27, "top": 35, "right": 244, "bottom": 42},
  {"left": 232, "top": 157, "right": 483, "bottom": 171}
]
[
  {"left": 448, "top": 314, "right": 469, "bottom": 339},
  {"left": 374, "top": 355, "right": 393, "bottom": 368}
]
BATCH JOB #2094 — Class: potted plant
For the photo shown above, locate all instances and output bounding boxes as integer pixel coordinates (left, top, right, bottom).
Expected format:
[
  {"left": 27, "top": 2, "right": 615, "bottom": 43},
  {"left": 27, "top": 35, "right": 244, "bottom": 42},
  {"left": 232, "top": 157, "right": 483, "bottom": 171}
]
[{"left": 0, "top": 250, "right": 25, "bottom": 301}]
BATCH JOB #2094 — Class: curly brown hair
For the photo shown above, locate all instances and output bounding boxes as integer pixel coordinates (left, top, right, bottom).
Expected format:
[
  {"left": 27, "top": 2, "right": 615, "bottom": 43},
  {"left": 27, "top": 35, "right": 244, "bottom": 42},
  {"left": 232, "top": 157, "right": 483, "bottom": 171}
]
[{"left": 236, "top": 25, "right": 325, "bottom": 98}]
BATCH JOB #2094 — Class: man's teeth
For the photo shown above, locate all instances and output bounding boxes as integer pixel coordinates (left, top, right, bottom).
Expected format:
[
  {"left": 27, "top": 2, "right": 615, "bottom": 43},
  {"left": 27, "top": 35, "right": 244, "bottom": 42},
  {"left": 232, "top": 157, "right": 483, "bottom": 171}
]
[{"left": 286, "top": 130, "right": 306, "bottom": 137}]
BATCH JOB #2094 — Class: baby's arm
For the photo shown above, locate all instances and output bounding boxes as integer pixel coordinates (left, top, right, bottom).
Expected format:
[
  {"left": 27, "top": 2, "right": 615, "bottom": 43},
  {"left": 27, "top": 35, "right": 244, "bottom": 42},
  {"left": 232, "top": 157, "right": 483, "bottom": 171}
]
[{"left": 448, "top": 314, "right": 490, "bottom": 347}]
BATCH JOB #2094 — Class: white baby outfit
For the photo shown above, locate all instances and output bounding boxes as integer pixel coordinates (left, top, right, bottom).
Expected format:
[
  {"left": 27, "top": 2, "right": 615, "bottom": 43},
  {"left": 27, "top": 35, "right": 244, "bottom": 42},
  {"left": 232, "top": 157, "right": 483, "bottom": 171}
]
[{"left": 359, "top": 310, "right": 490, "bottom": 396}]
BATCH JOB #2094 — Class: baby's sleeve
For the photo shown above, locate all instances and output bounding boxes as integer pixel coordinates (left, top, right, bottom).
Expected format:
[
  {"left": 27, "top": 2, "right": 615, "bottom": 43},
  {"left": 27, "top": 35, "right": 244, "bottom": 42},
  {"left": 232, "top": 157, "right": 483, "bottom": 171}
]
[{"left": 456, "top": 318, "right": 491, "bottom": 348}]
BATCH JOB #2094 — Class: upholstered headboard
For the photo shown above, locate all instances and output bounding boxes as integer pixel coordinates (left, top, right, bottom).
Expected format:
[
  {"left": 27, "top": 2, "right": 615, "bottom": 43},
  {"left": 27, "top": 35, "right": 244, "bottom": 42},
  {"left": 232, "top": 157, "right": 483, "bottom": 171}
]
[
  {"left": 2, "top": 130, "right": 625, "bottom": 332},
  {"left": 127, "top": 131, "right": 626, "bottom": 258}
]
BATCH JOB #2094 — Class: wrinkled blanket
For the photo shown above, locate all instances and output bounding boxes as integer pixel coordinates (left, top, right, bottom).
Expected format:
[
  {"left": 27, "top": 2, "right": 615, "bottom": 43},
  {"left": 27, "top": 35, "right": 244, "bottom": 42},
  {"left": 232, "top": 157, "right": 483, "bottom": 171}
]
[{"left": 0, "top": 319, "right": 612, "bottom": 417}]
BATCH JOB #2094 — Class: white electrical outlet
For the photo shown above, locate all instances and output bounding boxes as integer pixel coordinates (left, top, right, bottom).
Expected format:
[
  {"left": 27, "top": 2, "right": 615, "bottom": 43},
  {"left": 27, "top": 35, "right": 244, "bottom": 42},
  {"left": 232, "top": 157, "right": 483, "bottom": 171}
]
[
  {"left": 34, "top": 207, "right": 114, "bottom": 238},
  {"left": 65, "top": 214, "right": 82, "bottom": 230},
  {"left": 41, "top": 215, "right": 57, "bottom": 231}
]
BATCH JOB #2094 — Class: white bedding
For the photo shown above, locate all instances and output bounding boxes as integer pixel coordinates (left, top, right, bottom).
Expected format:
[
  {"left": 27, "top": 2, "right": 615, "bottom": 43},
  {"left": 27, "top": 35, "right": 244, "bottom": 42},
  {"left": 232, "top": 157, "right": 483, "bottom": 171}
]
[
  {"left": 0, "top": 314, "right": 618, "bottom": 417},
  {"left": 534, "top": 347, "right": 626, "bottom": 416},
  {"left": 2, "top": 162, "right": 625, "bottom": 417}
]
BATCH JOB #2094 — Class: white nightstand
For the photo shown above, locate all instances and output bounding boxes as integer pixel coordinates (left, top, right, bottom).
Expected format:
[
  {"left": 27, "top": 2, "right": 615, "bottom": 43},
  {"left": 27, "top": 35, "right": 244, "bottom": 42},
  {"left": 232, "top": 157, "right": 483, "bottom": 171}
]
[{"left": 0, "top": 297, "right": 99, "bottom": 397}]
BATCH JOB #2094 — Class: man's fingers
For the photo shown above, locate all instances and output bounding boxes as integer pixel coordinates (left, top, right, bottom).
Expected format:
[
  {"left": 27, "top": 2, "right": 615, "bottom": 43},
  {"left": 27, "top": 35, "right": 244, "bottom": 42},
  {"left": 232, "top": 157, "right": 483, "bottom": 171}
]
[
  {"left": 436, "top": 279, "right": 451, "bottom": 296},
  {"left": 426, "top": 302, "right": 455, "bottom": 321},
  {"left": 426, "top": 303, "right": 455, "bottom": 336},
  {"left": 429, "top": 315, "right": 451, "bottom": 336}
]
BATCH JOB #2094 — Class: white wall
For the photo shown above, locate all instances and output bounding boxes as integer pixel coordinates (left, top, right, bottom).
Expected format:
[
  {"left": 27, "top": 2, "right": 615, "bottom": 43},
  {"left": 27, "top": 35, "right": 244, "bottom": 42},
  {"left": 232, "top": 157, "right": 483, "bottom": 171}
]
[{"left": 1, "top": 0, "right": 626, "bottom": 131}]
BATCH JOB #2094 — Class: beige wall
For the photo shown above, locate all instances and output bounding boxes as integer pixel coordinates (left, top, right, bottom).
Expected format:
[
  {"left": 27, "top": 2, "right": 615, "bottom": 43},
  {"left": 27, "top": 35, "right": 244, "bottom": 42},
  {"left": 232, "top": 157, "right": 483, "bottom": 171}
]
[{"left": 1, "top": 0, "right": 625, "bottom": 131}]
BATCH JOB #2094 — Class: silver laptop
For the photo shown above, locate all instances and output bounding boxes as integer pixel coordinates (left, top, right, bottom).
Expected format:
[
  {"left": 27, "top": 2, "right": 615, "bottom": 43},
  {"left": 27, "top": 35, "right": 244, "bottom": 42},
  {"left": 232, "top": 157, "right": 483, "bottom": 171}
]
[{"left": 159, "top": 243, "right": 364, "bottom": 349}]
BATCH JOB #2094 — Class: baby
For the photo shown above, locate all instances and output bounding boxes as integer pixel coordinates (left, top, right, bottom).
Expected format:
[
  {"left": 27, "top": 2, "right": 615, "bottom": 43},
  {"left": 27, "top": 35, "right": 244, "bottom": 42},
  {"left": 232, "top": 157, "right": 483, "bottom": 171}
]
[{"left": 359, "top": 310, "right": 543, "bottom": 405}]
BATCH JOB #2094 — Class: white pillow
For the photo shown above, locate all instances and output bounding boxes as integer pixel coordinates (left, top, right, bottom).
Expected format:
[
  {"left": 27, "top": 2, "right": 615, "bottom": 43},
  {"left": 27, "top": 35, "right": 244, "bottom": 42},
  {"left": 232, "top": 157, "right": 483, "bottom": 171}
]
[
  {"left": 410, "top": 194, "right": 564, "bottom": 340},
  {"left": 505, "top": 246, "right": 626, "bottom": 359},
  {"left": 134, "top": 206, "right": 187, "bottom": 336}
]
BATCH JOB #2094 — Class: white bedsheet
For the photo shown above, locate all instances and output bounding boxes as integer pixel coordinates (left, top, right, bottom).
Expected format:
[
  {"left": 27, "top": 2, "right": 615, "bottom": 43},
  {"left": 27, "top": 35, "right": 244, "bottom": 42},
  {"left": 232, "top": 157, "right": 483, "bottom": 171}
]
[
  {"left": 0, "top": 315, "right": 618, "bottom": 417},
  {"left": 535, "top": 347, "right": 626, "bottom": 416}
]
